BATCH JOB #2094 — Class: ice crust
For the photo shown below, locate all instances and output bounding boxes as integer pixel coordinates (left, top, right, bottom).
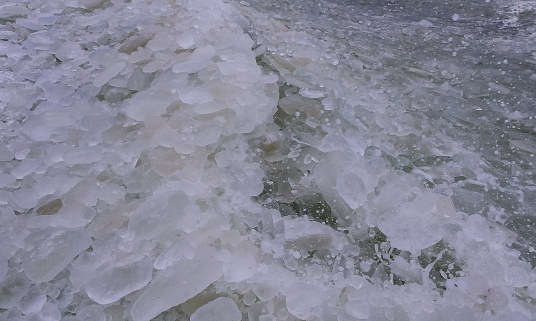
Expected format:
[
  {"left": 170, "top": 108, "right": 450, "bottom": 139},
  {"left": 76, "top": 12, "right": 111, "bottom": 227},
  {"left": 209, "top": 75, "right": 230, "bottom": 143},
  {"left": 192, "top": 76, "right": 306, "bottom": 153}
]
[{"left": 0, "top": 0, "right": 535, "bottom": 320}]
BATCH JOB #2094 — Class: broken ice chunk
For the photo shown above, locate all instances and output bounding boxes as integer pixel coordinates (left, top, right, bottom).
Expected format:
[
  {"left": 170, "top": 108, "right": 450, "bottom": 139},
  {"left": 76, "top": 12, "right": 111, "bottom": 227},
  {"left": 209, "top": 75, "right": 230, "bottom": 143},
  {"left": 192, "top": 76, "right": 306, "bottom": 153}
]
[
  {"left": 22, "top": 227, "right": 92, "bottom": 283},
  {"left": 85, "top": 259, "right": 153, "bottom": 304},
  {"left": 285, "top": 282, "right": 325, "bottom": 320},
  {"left": 93, "top": 62, "right": 126, "bottom": 88},
  {"left": 283, "top": 217, "right": 333, "bottom": 251},
  {"left": 63, "top": 146, "right": 102, "bottom": 165},
  {"left": 179, "top": 87, "right": 213, "bottom": 104},
  {"left": 36, "top": 199, "right": 63, "bottom": 216},
  {"left": 130, "top": 247, "right": 223, "bottom": 321},
  {"left": 223, "top": 250, "right": 258, "bottom": 282},
  {"left": 173, "top": 45, "right": 215, "bottom": 74},
  {"left": 190, "top": 297, "right": 241, "bottom": 321},
  {"left": 335, "top": 172, "right": 367, "bottom": 209},
  {"left": 124, "top": 90, "right": 173, "bottom": 121},
  {"left": 376, "top": 193, "right": 455, "bottom": 251},
  {"left": 0, "top": 5, "right": 29, "bottom": 19},
  {"left": 0, "top": 273, "right": 30, "bottom": 309},
  {"left": 54, "top": 41, "right": 83, "bottom": 62},
  {"left": 20, "top": 285, "right": 46, "bottom": 315},
  {"left": 76, "top": 305, "right": 106, "bottom": 321},
  {"left": 345, "top": 300, "right": 371, "bottom": 319}
]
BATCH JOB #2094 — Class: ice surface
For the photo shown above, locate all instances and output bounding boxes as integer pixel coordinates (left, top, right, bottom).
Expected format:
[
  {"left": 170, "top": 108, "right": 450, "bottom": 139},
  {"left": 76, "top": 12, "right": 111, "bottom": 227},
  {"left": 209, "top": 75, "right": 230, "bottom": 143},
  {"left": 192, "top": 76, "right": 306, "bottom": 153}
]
[
  {"left": 285, "top": 282, "right": 326, "bottom": 320},
  {"left": 130, "top": 247, "right": 223, "bottom": 321},
  {"left": 190, "top": 297, "right": 242, "bottom": 321},
  {"left": 377, "top": 193, "right": 455, "bottom": 251},
  {"left": 0, "top": 273, "right": 30, "bottom": 309},
  {"left": 1, "top": 0, "right": 535, "bottom": 320},
  {"left": 85, "top": 259, "right": 153, "bottom": 304},
  {"left": 22, "top": 228, "right": 92, "bottom": 283},
  {"left": 20, "top": 285, "right": 46, "bottom": 314}
]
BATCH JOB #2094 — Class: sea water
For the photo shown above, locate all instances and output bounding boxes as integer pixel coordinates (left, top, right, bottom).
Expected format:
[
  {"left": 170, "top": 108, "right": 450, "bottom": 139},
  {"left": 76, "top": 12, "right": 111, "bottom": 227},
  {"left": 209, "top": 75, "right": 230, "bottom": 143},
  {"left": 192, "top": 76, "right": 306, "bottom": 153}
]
[{"left": 0, "top": 0, "right": 535, "bottom": 320}]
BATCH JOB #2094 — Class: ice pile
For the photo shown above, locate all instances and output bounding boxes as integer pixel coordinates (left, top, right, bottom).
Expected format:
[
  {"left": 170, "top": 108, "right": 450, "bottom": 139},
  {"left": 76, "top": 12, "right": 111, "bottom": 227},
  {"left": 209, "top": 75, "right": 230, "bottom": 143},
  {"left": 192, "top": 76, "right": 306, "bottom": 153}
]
[{"left": 0, "top": 0, "right": 535, "bottom": 320}]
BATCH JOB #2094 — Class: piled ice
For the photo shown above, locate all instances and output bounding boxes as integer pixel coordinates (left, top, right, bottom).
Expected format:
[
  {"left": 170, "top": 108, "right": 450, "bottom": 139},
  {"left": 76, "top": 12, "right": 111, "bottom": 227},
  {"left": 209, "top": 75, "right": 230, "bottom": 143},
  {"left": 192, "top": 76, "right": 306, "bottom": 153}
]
[{"left": 0, "top": 0, "right": 535, "bottom": 320}]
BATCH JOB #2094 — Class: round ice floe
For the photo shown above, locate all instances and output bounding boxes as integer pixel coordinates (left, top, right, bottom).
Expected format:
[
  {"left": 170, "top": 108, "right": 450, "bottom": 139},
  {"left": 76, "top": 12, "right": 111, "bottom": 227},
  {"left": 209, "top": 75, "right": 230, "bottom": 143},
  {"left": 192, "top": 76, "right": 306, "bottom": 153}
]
[
  {"left": 376, "top": 193, "right": 455, "bottom": 251},
  {"left": 190, "top": 297, "right": 241, "bottom": 321}
]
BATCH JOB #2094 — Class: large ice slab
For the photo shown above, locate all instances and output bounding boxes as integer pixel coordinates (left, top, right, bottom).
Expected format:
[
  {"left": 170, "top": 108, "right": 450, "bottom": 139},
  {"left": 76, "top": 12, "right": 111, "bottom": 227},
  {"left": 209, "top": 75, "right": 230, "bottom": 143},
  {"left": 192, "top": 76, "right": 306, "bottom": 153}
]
[{"left": 22, "top": 228, "right": 92, "bottom": 283}]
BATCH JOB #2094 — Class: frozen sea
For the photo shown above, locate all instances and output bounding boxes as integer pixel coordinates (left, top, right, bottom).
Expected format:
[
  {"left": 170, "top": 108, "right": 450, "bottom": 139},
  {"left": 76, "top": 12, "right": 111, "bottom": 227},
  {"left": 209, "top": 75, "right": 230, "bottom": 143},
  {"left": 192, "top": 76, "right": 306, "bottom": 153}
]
[{"left": 1, "top": 0, "right": 536, "bottom": 320}]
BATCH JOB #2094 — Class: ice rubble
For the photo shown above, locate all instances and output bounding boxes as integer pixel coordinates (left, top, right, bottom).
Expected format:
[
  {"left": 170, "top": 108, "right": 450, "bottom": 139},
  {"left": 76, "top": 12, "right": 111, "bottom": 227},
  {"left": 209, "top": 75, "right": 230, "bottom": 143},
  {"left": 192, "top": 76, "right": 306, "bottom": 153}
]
[{"left": 0, "top": 0, "right": 535, "bottom": 320}]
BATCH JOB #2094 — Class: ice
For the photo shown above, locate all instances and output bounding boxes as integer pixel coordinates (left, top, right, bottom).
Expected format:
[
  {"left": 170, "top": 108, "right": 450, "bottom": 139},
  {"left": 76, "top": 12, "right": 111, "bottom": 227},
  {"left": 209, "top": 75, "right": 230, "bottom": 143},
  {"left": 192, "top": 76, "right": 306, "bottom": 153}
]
[
  {"left": 0, "top": 173, "right": 16, "bottom": 189},
  {"left": 223, "top": 250, "right": 258, "bottom": 282},
  {"left": 0, "top": 5, "right": 29, "bottom": 18},
  {"left": 172, "top": 45, "right": 215, "bottom": 74},
  {"left": 0, "top": 259, "right": 6, "bottom": 282},
  {"left": 78, "top": 0, "right": 109, "bottom": 10},
  {"left": 345, "top": 300, "right": 371, "bottom": 319},
  {"left": 40, "top": 303, "right": 61, "bottom": 321},
  {"left": 179, "top": 87, "right": 214, "bottom": 105},
  {"left": 376, "top": 193, "right": 456, "bottom": 251},
  {"left": 124, "top": 90, "right": 174, "bottom": 121},
  {"left": 76, "top": 305, "right": 106, "bottom": 321},
  {"left": 335, "top": 172, "right": 367, "bottom": 209},
  {"left": 20, "top": 286, "right": 46, "bottom": 315},
  {"left": 62, "top": 147, "right": 102, "bottom": 165},
  {"left": 285, "top": 282, "right": 325, "bottom": 320},
  {"left": 54, "top": 41, "right": 84, "bottom": 62},
  {"left": 93, "top": 62, "right": 126, "bottom": 88},
  {"left": 22, "top": 228, "right": 92, "bottom": 283},
  {"left": 85, "top": 259, "right": 153, "bottom": 304},
  {"left": 0, "top": 144, "right": 14, "bottom": 161},
  {"left": 130, "top": 248, "right": 223, "bottom": 321},
  {"left": 510, "top": 139, "right": 536, "bottom": 153},
  {"left": 190, "top": 297, "right": 242, "bottom": 321},
  {"left": 0, "top": 0, "right": 534, "bottom": 319},
  {"left": 283, "top": 217, "right": 334, "bottom": 251},
  {"left": 0, "top": 273, "right": 30, "bottom": 309}
]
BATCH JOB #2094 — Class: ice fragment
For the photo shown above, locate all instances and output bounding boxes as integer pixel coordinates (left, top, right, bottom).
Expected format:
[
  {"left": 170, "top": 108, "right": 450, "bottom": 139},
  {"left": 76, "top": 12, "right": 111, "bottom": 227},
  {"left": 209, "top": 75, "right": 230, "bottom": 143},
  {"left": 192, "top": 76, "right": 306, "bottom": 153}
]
[{"left": 190, "top": 297, "right": 241, "bottom": 321}]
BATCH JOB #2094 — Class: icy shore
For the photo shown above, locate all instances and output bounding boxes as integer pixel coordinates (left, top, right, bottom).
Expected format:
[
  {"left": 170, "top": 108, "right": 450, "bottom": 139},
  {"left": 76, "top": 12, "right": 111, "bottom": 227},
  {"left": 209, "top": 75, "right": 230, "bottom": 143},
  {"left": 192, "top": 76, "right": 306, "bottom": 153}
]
[{"left": 1, "top": 0, "right": 535, "bottom": 320}]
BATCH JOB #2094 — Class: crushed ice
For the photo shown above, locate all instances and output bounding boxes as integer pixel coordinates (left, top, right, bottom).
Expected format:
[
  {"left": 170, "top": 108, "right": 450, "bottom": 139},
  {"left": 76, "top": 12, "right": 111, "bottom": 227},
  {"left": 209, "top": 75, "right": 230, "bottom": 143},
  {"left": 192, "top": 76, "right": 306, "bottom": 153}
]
[{"left": 0, "top": 0, "right": 535, "bottom": 320}]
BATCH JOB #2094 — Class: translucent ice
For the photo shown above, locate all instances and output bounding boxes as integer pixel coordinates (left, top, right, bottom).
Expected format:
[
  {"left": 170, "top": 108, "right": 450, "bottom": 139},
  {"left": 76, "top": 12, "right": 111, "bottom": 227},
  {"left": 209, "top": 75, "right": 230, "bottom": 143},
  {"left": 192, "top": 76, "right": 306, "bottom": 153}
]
[
  {"left": 0, "top": 273, "right": 30, "bottom": 309},
  {"left": 22, "top": 228, "right": 92, "bottom": 283},
  {"left": 85, "top": 259, "right": 153, "bottom": 304},
  {"left": 190, "top": 297, "right": 241, "bottom": 321},
  {"left": 130, "top": 247, "right": 223, "bottom": 321},
  {"left": 377, "top": 193, "right": 456, "bottom": 251}
]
